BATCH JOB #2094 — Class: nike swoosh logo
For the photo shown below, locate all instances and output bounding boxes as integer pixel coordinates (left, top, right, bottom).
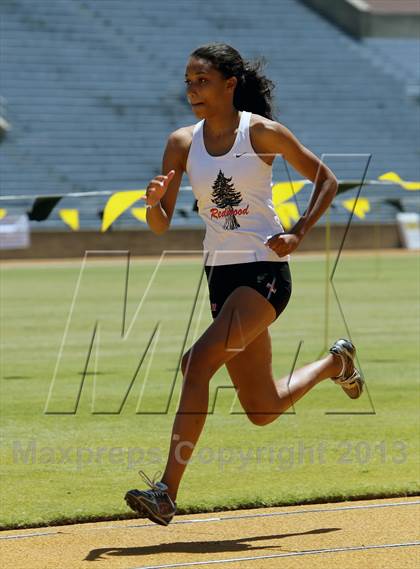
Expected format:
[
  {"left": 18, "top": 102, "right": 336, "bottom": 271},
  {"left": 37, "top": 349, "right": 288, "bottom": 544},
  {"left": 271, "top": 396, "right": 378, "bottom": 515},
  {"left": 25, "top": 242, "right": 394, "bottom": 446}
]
[{"left": 235, "top": 152, "right": 246, "bottom": 158}]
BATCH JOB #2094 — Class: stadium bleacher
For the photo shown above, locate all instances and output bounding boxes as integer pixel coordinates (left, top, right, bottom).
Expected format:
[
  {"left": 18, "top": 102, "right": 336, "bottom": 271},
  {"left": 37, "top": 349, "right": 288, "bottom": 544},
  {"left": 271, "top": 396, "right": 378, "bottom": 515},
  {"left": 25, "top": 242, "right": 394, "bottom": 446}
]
[{"left": 0, "top": 0, "right": 419, "bottom": 230}]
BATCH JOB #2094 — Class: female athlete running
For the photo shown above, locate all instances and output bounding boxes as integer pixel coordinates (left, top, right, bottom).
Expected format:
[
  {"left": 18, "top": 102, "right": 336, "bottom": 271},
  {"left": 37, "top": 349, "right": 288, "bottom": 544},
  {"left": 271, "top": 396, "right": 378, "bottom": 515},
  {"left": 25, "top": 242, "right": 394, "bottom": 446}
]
[{"left": 125, "top": 43, "right": 363, "bottom": 526}]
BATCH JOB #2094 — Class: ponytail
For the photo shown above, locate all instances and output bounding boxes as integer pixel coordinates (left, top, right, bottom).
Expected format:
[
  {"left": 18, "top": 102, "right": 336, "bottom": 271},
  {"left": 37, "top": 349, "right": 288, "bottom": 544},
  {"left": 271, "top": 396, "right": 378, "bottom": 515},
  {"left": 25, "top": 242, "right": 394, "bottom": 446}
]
[
  {"left": 190, "top": 43, "right": 276, "bottom": 120},
  {"left": 234, "top": 58, "right": 275, "bottom": 120}
]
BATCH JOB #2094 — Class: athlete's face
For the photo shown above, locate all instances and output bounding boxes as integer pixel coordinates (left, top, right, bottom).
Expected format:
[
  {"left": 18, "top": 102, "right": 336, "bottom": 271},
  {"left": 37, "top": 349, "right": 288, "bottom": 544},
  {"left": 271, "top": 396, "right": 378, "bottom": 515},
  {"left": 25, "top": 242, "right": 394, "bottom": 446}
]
[{"left": 185, "top": 57, "right": 237, "bottom": 118}]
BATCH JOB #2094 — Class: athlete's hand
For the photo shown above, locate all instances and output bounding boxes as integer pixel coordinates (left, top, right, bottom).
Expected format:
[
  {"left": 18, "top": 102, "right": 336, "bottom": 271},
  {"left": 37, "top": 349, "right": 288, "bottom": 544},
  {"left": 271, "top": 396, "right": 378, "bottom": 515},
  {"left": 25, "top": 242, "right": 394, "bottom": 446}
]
[
  {"left": 142, "top": 170, "right": 175, "bottom": 208},
  {"left": 264, "top": 232, "right": 301, "bottom": 257}
]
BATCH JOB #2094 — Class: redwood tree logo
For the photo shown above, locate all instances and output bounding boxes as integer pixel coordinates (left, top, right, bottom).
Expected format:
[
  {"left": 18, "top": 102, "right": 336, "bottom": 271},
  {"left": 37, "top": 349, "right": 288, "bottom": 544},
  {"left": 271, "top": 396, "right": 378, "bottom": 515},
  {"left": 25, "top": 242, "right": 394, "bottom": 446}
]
[{"left": 210, "top": 170, "right": 244, "bottom": 230}]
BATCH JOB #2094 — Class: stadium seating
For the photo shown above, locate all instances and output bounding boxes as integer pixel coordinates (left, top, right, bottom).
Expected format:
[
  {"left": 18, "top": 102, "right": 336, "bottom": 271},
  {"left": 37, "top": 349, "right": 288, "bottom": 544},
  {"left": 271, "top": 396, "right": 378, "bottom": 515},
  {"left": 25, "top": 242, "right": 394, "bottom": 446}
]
[{"left": 0, "top": 0, "right": 418, "bottom": 229}]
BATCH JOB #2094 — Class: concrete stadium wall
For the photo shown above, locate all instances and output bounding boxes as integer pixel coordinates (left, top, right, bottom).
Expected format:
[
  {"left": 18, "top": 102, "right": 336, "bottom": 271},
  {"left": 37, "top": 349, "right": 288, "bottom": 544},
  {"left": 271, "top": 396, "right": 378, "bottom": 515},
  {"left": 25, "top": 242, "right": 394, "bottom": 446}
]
[
  {"left": 0, "top": 225, "right": 402, "bottom": 260},
  {"left": 301, "top": 0, "right": 420, "bottom": 38}
]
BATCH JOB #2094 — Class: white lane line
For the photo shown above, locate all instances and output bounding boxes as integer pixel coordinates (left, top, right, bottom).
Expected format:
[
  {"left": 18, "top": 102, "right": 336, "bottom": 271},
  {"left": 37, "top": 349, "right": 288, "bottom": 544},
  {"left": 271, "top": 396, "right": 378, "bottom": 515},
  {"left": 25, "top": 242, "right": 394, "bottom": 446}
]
[
  {"left": 129, "top": 541, "right": 420, "bottom": 569},
  {"left": 108, "top": 499, "right": 420, "bottom": 530},
  {"left": 1, "top": 499, "right": 419, "bottom": 540},
  {"left": 171, "top": 499, "right": 420, "bottom": 525},
  {"left": 0, "top": 531, "right": 60, "bottom": 540}
]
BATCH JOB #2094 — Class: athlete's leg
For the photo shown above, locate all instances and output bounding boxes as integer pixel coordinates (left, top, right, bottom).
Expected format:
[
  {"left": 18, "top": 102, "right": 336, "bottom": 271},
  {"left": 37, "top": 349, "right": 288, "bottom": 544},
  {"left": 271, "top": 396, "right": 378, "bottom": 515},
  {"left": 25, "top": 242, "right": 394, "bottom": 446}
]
[
  {"left": 160, "top": 285, "right": 277, "bottom": 501},
  {"left": 225, "top": 328, "right": 342, "bottom": 426}
]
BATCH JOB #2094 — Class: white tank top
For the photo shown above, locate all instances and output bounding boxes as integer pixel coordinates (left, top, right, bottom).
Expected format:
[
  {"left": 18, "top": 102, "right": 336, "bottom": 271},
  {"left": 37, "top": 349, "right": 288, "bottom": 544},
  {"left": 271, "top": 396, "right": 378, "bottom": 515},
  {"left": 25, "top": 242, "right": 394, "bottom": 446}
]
[{"left": 186, "top": 111, "right": 289, "bottom": 266}]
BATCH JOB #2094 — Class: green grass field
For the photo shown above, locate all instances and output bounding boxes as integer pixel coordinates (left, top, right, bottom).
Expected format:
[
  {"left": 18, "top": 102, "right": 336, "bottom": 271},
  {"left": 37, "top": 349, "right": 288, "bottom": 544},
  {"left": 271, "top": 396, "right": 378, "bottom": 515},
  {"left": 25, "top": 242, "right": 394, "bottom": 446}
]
[{"left": 0, "top": 251, "right": 419, "bottom": 529}]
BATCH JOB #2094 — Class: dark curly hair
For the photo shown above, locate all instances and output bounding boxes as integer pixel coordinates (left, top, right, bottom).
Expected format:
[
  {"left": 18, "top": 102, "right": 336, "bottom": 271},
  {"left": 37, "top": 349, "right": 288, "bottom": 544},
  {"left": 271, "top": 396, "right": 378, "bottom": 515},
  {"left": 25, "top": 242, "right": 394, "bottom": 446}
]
[{"left": 190, "top": 43, "right": 276, "bottom": 120}]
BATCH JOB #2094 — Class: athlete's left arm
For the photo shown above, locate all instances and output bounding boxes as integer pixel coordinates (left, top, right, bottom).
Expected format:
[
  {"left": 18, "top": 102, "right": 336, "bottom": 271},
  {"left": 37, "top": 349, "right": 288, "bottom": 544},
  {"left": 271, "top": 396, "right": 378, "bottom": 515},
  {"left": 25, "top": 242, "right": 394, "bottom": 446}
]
[{"left": 261, "top": 121, "right": 338, "bottom": 257}]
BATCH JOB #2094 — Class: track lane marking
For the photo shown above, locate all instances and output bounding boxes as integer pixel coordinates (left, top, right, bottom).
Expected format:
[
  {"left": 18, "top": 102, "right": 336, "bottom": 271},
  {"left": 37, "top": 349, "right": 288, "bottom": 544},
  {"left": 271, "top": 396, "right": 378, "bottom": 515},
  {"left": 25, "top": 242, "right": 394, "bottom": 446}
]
[
  {"left": 1, "top": 499, "right": 419, "bottom": 540},
  {"left": 128, "top": 541, "right": 420, "bottom": 568}
]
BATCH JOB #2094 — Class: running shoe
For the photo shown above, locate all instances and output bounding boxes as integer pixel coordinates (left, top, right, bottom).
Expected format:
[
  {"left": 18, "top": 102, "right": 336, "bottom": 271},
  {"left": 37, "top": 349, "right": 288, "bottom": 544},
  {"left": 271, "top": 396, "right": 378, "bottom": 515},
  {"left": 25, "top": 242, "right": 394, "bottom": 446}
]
[
  {"left": 124, "top": 471, "right": 176, "bottom": 526},
  {"left": 329, "top": 338, "right": 364, "bottom": 399}
]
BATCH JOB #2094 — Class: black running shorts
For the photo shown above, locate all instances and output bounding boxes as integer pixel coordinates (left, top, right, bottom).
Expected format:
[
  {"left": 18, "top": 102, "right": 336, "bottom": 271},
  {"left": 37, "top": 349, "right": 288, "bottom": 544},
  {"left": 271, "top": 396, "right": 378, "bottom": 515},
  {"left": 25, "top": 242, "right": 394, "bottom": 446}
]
[{"left": 204, "top": 261, "right": 292, "bottom": 321}]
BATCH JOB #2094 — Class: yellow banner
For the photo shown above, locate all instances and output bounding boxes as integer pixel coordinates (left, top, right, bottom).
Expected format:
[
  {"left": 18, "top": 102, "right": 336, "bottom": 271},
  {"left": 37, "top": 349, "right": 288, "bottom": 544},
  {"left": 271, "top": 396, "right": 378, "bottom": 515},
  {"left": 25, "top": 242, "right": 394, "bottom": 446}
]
[
  {"left": 378, "top": 172, "right": 420, "bottom": 191},
  {"left": 272, "top": 181, "right": 306, "bottom": 204},
  {"left": 59, "top": 209, "right": 79, "bottom": 230},
  {"left": 273, "top": 202, "right": 300, "bottom": 230},
  {"left": 131, "top": 207, "right": 148, "bottom": 224},
  {"left": 102, "top": 190, "right": 146, "bottom": 232},
  {"left": 0, "top": 208, "right": 7, "bottom": 221},
  {"left": 342, "top": 197, "right": 371, "bottom": 219}
]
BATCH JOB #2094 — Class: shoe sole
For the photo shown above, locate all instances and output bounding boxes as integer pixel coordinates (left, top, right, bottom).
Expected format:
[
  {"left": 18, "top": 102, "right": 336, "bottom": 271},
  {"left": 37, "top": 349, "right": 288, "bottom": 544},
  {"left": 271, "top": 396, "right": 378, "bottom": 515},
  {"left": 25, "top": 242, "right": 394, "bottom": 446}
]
[
  {"left": 330, "top": 339, "right": 364, "bottom": 399},
  {"left": 125, "top": 491, "right": 146, "bottom": 517},
  {"left": 341, "top": 373, "right": 364, "bottom": 399},
  {"left": 124, "top": 491, "right": 171, "bottom": 527}
]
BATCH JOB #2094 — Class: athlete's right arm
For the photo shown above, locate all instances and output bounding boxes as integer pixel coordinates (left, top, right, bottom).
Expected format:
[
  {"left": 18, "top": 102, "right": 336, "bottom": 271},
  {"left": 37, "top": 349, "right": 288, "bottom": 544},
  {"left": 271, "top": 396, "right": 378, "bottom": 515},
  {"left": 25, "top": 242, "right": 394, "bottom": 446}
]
[{"left": 145, "top": 130, "right": 187, "bottom": 235}]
